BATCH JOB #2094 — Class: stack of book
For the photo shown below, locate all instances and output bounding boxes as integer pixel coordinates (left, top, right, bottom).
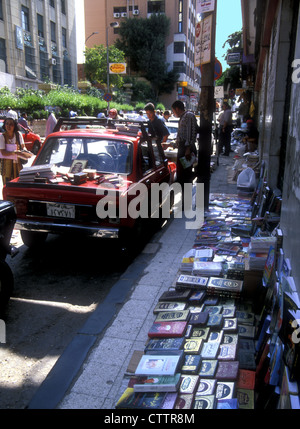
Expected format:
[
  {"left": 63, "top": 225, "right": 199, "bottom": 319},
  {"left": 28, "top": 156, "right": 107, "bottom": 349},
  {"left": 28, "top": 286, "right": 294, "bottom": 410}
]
[{"left": 18, "top": 164, "right": 57, "bottom": 183}]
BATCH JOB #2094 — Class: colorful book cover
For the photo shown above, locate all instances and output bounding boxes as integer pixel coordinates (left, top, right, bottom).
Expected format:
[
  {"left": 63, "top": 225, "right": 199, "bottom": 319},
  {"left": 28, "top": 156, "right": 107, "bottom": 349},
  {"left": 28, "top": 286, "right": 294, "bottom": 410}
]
[
  {"left": 155, "top": 310, "right": 190, "bottom": 323},
  {"left": 148, "top": 321, "right": 188, "bottom": 338},
  {"left": 201, "top": 341, "right": 220, "bottom": 359},
  {"left": 199, "top": 360, "right": 218, "bottom": 378},
  {"left": 237, "top": 369, "right": 256, "bottom": 390},
  {"left": 193, "top": 395, "right": 216, "bottom": 409},
  {"left": 196, "top": 378, "right": 217, "bottom": 396},
  {"left": 215, "top": 361, "right": 239, "bottom": 380},
  {"left": 181, "top": 354, "right": 202, "bottom": 374},
  {"left": 179, "top": 375, "right": 200, "bottom": 394},
  {"left": 236, "top": 388, "right": 255, "bottom": 409},
  {"left": 153, "top": 301, "right": 187, "bottom": 313},
  {"left": 145, "top": 337, "right": 185, "bottom": 353},
  {"left": 216, "top": 382, "right": 236, "bottom": 400},
  {"left": 184, "top": 338, "right": 203, "bottom": 355},
  {"left": 135, "top": 353, "right": 183, "bottom": 376}
]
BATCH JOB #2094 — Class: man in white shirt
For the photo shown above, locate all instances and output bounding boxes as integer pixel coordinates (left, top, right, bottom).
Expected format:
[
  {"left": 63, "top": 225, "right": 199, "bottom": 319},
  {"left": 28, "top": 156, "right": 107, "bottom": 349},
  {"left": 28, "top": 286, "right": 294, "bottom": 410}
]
[{"left": 217, "top": 102, "right": 232, "bottom": 156}]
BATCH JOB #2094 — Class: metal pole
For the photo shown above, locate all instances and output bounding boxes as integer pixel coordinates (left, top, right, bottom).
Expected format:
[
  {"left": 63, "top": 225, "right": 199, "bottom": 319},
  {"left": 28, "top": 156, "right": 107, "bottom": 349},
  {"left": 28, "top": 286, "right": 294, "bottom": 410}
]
[
  {"left": 106, "top": 26, "right": 110, "bottom": 113},
  {"left": 197, "top": 0, "right": 217, "bottom": 210}
]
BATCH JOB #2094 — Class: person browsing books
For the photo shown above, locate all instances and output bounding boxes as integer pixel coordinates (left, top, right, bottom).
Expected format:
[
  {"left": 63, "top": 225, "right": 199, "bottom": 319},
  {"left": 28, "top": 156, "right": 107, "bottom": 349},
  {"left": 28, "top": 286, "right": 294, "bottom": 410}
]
[
  {"left": 0, "top": 117, "right": 27, "bottom": 185},
  {"left": 171, "top": 100, "right": 197, "bottom": 187},
  {"left": 144, "top": 103, "right": 170, "bottom": 145}
]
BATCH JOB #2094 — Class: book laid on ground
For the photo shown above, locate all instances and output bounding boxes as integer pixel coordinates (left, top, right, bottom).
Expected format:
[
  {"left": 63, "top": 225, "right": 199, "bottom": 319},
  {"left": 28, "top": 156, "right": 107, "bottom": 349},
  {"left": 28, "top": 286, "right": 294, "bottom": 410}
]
[
  {"left": 176, "top": 274, "right": 208, "bottom": 289},
  {"left": 181, "top": 354, "right": 202, "bottom": 374},
  {"left": 218, "top": 343, "right": 237, "bottom": 360},
  {"left": 174, "top": 394, "right": 194, "bottom": 409},
  {"left": 184, "top": 338, "right": 203, "bottom": 355},
  {"left": 148, "top": 321, "right": 188, "bottom": 338},
  {"left": 158, "top": 289, "right": 191, "bottom": 302},
  {"left": 200, "top": 341, "right": 220, "bottom": 359},
  {"left": 188, "top": 311, "right": 209, "bottom": 326},
  {"left": 135, "top": 351, "right": 184, "bottom": 377},
  {"left": 153, "top": 301, "right": 187, "bottom": 314},
  {"left": 216, "top": 382, "right": 236, "bottom": 400},
  {"left": 179, "top": 375, "right": 200, "bottom": 395},
  {"left": 190, "top": 326, "right": 210, "bottom": 340},
  {"left": 161, "top": 392, "right": 178, "bottom": 409},
  {"left": 144, "top": 337, "right": 185, "bottom": 354},
  {"left": 193, "top": 261, "right": 223, "bottom": 276},
  {"left": 132, "top": 373, "right": 181, "bottom": 392},
  {"left": 237, "top": 369, "right": 256, "bottom": 390},
  {"left": 193, "top": 395, "right": 216, "bottom": 409},
  {"left": 236, "top": 388, "right": 255, "bottom": 409},
  {"left": 196, "top": 379, "right": 217, "bottom": 396},
  {"left": 217, "top": 398, "right": 239, "bottom": 409},
  {"left": 207, "top": 277, "right": 243, "bottom": 296},
  {"left": 215, "top": 361, "right": 239, "bottom": 380},
  {"left": 155, "top": 310, "right": 190, "bottom": 323},
  {"left": 115, "top": 388, "right": 167, "bottom": 409},
  {"left": 199, "top": 360, "right": 218, "bottom": 378}
]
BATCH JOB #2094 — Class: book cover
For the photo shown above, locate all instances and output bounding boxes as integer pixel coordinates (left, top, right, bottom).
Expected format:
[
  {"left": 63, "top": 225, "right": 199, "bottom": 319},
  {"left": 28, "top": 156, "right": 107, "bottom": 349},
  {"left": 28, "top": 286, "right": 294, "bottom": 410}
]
[
  {"left": 236, "top": 311, "right": 255, "bottom": 325},
  {"left": 196, "top": 378, "right": 217, "bottom": 396},
  {"left": 176, "top": 274, "right": 208, "bottom": 289},
  {"left": 193, "top": 395, "right": 216, "bottom": 409},
  {"left": 208, "top": 330, "right": 224, "bottom": 343},
  {"left": 174, "top": 394, "right": 194, "bottom": 409},
  {"left": 135, "top": 353, "right": 183, "bottom": 376},
  {"left": 237, "top": 369, "right": 256, "bottom": 390},
  {"left": 189, "top": 311, "right": 209, "bottom": 325},
  {"left": 207, "top": 277, "right": 243, "bottom": 293},
  {"left": 184, "top": 338, "right": 203, "bottom": 354},
  {"left": 155, "top": 310, "right": 190, "bottom": 323},
  {"left": 222, "top": 318, "right": 238, "bottom": 332},
  {"left": 203, "top": 305, "right": 223, "bottom": 315},
  {"left": 161, "top": 392, "right": 178, "bottom": 409},
  {"left": 207, "top": 314, "right": 223, "bottom": 329},
  {"left": 203, "top": 296, "right": 219, "bottom": 306},
  {"left": 218, "top": 344, "right": 237, "bottom": 360},
  {"left": 237, "top": 350, "right": 256, "bottom": 370},
  {"left": 159, "top": 289, "right": 191, "bottom": 302},
  {"left": 189, "top": 290, "right": 206, "bottom": 304},
  {"left": 216, "top": 382, "right": 236, "bottom": 400},
  {"left": 133, "top": 373, "right": 181, "bottom": 392},
  {"left": 181, "top": 354, "right": 202, "bottom": 374},
  {"left": 190, "top": 326, "right": 210, "bottom": 340},
  {"left": 115, "top": 388, "right": 167, "bottom": 409},
  {"left": 145, "top": 337, "right": 185, "bottom": 353},
  {"left": 222, "top": 306, "right": 236, "bottom": 318},
  {"left": 199, "top": 360, "right": 218, "bottom": 378},
  {"left": 217, "top": 398, "right": 239, "bottom": 409},
  {"left": 236, "top": 388, "right": 255, "bottom": 409},
  {"left": 179, "top": 152, "right": 196, "bottom": 169},
  {"left": 179, "top": 375, "right": 200, "bottom": 394},
  {"left": 148, "top": 321, "right": 188, "bottom": 338},
  {"left": 223, "top": 334, "right": 239, "bottom": 345},
  {"left": 215, "top": 361, "right": 239, "bottom": 380},
  {"left": 153, "top": 301, "right": 187, "bottom": 314},
  {"left": 238, "top": 324, "right": 255, "bottom": 338},
  {"left": 201, "top": 342, "right": 220, "bottom": 359}
]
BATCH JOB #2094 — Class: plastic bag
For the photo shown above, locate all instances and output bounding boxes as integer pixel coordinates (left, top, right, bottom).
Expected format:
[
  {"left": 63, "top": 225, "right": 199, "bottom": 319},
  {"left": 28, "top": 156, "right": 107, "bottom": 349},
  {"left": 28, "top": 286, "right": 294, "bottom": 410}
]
[{"left": 237, "top": 167, "right": 256, "bottom": 190}]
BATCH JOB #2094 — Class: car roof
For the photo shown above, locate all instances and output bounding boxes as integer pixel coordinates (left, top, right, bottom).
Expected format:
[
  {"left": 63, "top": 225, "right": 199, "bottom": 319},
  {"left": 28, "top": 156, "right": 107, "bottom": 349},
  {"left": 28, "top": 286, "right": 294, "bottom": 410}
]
[{"left": 47, "top": 127, "right": 139, "bottom": 143}]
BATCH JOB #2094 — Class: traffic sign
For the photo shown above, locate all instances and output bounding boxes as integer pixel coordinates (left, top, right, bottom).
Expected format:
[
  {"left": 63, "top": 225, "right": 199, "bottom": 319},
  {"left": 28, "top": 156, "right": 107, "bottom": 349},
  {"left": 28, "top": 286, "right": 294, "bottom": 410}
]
[
  {"left": 103, "top": 93, "right": 112, "bottom": 102},
  {"left": 214, "top": 58, "right": 222, "bottom": 81}
]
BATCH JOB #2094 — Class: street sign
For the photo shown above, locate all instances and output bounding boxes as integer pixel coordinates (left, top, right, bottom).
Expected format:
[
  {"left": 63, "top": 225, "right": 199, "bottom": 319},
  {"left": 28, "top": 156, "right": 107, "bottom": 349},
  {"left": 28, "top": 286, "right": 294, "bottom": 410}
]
[
  {"left": 109, "top": 63, "right": 127, "bottom": 74},
  {"left": 227, "top": 53, "right": 241, "bottom": 65},
  {"left": 103, "top": 93, "right": 112, "bottom": 102},
  {"left": 214, "top": 58, "right": 222, "bottom": 81}
]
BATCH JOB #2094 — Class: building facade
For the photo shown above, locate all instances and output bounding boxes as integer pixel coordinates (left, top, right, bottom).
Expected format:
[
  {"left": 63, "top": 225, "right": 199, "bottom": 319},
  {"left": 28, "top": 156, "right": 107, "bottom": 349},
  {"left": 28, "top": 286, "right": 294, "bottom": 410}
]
[
  {"left": 0, "top": 0, "right": 77, "bottom": 91},
  {"left": 242, "top": 0, "right": 300, "bottom": 293},
  {"left": 83, "top": 0, "right": 201, "bottom": 109}
]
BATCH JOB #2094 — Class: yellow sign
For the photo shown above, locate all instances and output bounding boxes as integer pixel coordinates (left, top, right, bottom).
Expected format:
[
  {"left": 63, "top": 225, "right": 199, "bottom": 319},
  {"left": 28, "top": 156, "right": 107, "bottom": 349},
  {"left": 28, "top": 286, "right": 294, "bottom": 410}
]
[{"left": 109, "top": 63, "right": 127, "bottom": 74}]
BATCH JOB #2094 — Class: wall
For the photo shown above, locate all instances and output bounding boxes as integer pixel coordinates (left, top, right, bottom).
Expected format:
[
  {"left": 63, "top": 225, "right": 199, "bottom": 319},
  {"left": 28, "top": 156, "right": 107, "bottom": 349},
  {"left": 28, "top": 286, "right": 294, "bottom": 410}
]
[{"left": 280, "top": 8, "right": 300, "bottom": 294}]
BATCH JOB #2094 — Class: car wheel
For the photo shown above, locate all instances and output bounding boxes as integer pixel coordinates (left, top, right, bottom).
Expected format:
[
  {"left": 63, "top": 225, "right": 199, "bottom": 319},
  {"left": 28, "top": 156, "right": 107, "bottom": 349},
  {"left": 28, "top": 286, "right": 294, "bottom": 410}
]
[
  {"left": 32, "top": 140, "right": 41, "bottom": 155},
  {"left": 0, "top": 260, "right": 14, "bottom": 319},
  {"left": 20, "top": 230, "right": 48, "bottom": 248}
]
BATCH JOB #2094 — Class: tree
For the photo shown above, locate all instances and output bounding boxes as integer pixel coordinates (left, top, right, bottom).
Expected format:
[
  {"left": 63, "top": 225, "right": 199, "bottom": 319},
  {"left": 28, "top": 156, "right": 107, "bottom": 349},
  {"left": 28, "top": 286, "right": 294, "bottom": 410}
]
[
  {"left": 84, "top": 45, "right": 126, "bottom": 89},
  {"left": 115, "top": 15, "right": 179, "bottom": 100},
  {"left": 216, "top": 30, "right": 243, "bottom": 90}
]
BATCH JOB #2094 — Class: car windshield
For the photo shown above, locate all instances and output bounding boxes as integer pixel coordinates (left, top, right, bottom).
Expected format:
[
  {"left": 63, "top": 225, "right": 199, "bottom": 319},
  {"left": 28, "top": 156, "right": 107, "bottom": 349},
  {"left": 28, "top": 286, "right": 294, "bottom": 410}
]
[{"left": 35, "top": 137, "right": 133, "bottom": 174}]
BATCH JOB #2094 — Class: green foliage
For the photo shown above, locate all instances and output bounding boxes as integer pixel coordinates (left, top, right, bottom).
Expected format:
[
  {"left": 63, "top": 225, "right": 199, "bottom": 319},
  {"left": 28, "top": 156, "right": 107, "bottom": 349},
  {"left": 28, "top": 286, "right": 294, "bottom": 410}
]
[
  {"left": 84, "top": 45, "right": 125, "bottom": 89},
  {"left": 116, "top": 15, "right": 178, "bottom": 99},
  {"left": 216, "top": 30, "right": 243, "bottom": 90}
]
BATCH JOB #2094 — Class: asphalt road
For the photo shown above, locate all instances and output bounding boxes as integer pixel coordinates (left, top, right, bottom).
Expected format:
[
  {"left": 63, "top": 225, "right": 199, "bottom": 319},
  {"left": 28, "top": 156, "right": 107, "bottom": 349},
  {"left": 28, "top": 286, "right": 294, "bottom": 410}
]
[{"left": 0, "top": 231, "right": 135, "bottom": 409}]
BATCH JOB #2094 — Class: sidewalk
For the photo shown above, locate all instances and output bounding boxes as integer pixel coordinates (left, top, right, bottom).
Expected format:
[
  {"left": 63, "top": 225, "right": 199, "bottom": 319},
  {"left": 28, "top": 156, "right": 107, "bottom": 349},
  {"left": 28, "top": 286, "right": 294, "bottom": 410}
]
[{"left": 27, "top": 153, "right": 238, "bottom": 409}]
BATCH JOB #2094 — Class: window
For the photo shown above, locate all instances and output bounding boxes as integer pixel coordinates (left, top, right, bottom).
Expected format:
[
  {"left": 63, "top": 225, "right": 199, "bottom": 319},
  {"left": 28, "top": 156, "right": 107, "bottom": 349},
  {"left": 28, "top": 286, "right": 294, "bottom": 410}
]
[
  {"left": 178, "top": 0, "right": 183, "bottom": 33},
  {"left": 61, "top": 0, "right": 66, "bottom": 14},
  {"left": 140, "top": 141, "right": 153, "bottom": 174},
  {"left": 21, "top": 6, "right": 30, "bottom": 32},
  {"left": 37, "top": 14, "right": 44, "bottom": 38},
  {"left": 173, "top": 61, "right": 186, "bottom": 74},
  {"left": 62, "top": 27, "right": 67, "bottom": 48},
  {"left": 49, "top": 0, "right": 55, "bottom": 7},
  {"left": 174, "top": 42, "right": 186, "bottom": 54},
  {"left": 147, "top": 0, "right": 165, "bottom": 14},
  {"left": 50, "top": 21, "right": 56, "bottom": 42},
  {"left": 0, "top": 38, "right": 6, "bottom": 72},
  {"left": 0, "top": 0, "right": 3, "bottom": 21}
]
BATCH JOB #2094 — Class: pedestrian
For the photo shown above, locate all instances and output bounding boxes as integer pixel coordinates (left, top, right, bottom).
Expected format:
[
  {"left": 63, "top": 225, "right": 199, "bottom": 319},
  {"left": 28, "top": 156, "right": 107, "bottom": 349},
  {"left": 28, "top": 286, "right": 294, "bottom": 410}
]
[
  {"left": 163, "top": 110, "right": 171, "bottom": 122},
  {"left": 6, "top": 107, "right": 18, "bottom": 121},
  {"left": 0, "top": 117, "right": 26, "bottom": 185},
  {"left": 243, "top": 119, "right": 259, "bottom": 152},
  {"left": 18, "top": 112, "right": 32, "bottom": 132},
  {"left": 144, "top": 103, "right": 170, "bottom": 145},
  {"left": 108, "top": 108, "right": 120, "bottom": 120},
  {"left": 217, "top": 101, "right": 232, "bottom": 156},
  {"left": 171, "top": 100, "right": 197, "bottom": 188},
  {"left": 136, "top": 110, "right": 146, "bottom": 122},
  {"left": 45, "top": 112, "right": 57, "bottom": 137}
]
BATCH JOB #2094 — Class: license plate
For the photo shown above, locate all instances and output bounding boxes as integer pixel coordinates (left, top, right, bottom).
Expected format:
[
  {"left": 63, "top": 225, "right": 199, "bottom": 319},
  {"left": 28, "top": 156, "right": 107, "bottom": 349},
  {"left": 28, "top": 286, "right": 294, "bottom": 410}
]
[{"left": 46, "top": 203, "right": 75, "bottom": 219}]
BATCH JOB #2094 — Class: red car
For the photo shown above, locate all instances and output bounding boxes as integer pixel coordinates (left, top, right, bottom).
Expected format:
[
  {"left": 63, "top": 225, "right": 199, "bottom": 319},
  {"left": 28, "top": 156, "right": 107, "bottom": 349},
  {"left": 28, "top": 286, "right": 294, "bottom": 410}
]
[
  {"left": 0, "top": 119, "right": 42, "bottom": 154},
  {"left": 3, "top": 119, "right": 176, "bottom": 248}
]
